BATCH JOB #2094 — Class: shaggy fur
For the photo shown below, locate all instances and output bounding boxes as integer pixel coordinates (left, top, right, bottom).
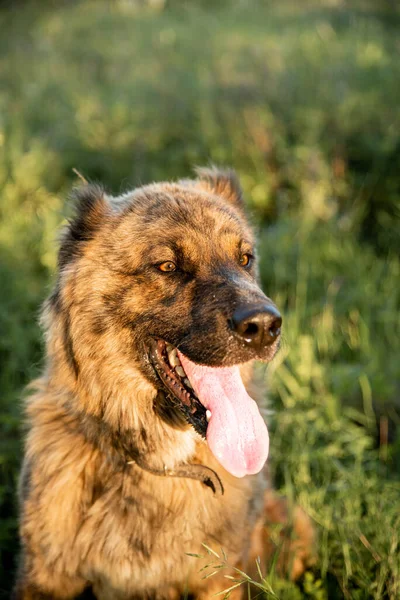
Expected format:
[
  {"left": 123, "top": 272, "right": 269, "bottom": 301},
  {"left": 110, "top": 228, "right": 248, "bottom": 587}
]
[{"left": 15, "top": 168, "right": 315, "bottom": 600}]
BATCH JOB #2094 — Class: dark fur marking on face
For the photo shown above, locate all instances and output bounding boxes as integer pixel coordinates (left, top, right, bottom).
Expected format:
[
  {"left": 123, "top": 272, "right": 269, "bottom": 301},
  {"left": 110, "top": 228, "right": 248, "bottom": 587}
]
[
  {"left": 63, "top": 315, "right": 79, "bottom": 378},
  {"left": 165, "top": 241, "right": 199, "bottom": 279},
  {"left": 135, "top": 192, "right": 190, "bottom": 226},
  {"left": 102, "top": 285, "right": 133, "bottom": 328},
  {"left": 167, "top": 275, "right": 247, "bottom": 366},
  {"left": 58, "top": 184, "right": 106, "bottom": 270},
  {"left": 166, "top": 241, "right": 186, "bottom": 265},
  {"left": 160, "top": 294, "right": 178, "bottom": 308}
]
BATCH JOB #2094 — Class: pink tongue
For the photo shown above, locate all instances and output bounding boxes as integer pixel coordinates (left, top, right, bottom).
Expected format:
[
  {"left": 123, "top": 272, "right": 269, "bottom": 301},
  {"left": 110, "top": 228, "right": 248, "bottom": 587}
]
[{"left": 178, "top": 352, "right": 269, "bottom": 478}]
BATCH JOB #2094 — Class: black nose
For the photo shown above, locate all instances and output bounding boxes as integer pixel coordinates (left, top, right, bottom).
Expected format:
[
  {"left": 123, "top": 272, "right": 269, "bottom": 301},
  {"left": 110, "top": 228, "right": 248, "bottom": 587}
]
[{"left": 230, "top": 304, "right": 282, "bottom": 350}]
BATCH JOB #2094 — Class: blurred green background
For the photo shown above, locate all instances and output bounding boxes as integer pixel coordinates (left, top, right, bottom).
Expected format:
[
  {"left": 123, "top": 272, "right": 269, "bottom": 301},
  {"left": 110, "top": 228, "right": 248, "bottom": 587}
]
[{"left": 0, "top": 0, "right": 399, "bottom": 598}]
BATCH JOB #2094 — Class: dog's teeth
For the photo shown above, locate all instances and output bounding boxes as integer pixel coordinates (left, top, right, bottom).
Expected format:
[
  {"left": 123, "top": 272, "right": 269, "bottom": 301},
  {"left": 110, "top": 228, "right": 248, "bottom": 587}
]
[
  {"left": 183, "top": 377, "right": 192, "bottom": 389},
  {"left": 175, "top": 366, "right": 185, "bottom": 377},
  {"left": 168, "top": 349, "right": 181, "bottom": 367},
  {"left": 166, "top": 344, "right": 173, "bottom": 353},
  {"left": 206, "top": 410, "right": 212, "bottom": 422}
]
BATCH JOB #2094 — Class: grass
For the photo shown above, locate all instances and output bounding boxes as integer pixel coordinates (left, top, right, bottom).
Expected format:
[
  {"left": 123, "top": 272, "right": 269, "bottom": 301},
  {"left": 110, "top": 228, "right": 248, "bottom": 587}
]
[
  {"left": 263, "top": 242, "right": 400, "bottom": 598},
  {"left": 0, "top": 0, "right": 399, "bottom": 597}
]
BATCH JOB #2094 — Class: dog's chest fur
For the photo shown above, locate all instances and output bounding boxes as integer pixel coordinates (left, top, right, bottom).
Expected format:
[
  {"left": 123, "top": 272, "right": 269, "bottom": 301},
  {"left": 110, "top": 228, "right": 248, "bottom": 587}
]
[
  {"left": 75, "top": 444, "right": 266, "bottom": 598},
  {"left": 21, "top": 392, "right": 267, "bottom": 599}
]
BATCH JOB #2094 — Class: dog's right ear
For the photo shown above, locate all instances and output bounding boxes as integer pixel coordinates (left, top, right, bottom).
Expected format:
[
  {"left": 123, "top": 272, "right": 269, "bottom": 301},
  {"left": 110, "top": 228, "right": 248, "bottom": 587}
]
[
  {"left": 58, "top": 184, "right": 108, "bottom": 269},
  {"left": 193, "top": 166, "right": 245, "bottom": 211}
]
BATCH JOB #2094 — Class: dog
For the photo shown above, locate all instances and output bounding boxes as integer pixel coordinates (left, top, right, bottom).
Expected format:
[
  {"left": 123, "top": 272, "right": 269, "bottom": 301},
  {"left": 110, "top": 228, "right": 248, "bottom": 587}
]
[{"left": 15, "top": 167, "right": 314, "bottom": 599}]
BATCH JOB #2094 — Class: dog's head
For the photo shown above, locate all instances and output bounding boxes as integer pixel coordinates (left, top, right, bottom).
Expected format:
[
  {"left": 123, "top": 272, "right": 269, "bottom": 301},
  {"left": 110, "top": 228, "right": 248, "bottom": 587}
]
[{"left": 48, "top": 167, "right": 281, "bottom": 477}]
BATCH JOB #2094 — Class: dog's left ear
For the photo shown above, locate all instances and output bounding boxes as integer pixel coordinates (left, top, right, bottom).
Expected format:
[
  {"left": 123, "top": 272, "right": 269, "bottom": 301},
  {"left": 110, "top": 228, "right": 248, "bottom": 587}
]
[{"left": 193, "top": 166, "right": 245, "bottom": 211}]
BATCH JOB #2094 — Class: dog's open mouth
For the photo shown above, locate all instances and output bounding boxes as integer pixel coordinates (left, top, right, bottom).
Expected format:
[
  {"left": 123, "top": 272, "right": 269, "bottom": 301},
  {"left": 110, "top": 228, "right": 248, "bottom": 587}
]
[
  {"left": 149, "top": 339, "right": 269, "bottom": 478},
  {"left": 149, "top": 339, "right": 209, "bottom": 437}
]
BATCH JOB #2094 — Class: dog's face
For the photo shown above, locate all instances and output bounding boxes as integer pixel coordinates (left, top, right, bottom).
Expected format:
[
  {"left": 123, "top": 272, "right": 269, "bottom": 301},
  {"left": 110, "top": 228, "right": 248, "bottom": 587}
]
[{"left": 51, "top": 168, "right": 281, "bottom": 477}]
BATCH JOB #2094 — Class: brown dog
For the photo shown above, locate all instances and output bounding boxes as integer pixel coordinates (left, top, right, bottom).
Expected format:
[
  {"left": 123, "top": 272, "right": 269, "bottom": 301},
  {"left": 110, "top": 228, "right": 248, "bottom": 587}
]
[{"left": 15, "top": 168, "right": 314, "bottom": 599}]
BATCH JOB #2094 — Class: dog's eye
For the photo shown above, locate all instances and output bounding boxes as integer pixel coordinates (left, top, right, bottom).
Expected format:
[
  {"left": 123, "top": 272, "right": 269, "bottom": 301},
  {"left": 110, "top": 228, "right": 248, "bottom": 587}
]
[
  {"left": 157, "top": 261, "right": 177, "bottom": 273},
  {"left": 239, "top": 253, "right": 253, "bottom": 268}
]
